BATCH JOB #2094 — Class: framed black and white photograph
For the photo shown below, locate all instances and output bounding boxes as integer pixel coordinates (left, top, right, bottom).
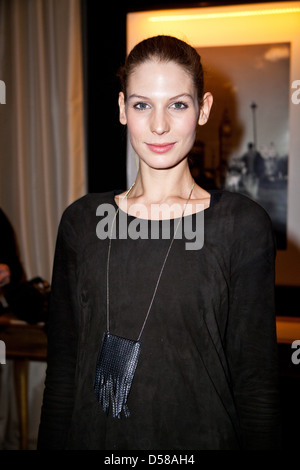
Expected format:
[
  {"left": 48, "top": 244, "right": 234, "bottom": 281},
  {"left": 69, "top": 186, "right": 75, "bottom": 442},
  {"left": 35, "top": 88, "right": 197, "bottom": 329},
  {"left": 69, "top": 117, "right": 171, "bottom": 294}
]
[{"left": 190, "top": 42, "right": 290, "bottom": 249}]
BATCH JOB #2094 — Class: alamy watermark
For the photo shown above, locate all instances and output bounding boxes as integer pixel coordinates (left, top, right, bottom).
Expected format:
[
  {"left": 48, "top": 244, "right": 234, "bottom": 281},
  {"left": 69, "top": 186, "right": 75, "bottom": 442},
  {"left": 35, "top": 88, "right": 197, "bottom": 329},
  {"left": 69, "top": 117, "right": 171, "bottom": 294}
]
[
  {"left": 0, "top": 340, "right": 5, "bottom": 364},
  {"left": 291, "top": 80, "right": 300, "bottom": 105},
  {"left": 96, "top": 202, "right": 205, "bottom": 250},
  {"left": 0, "top": 80, "right": 6, "bottom": 104},
  {"left": 291, "top": 340, "right": 300, "bottom": 365}
]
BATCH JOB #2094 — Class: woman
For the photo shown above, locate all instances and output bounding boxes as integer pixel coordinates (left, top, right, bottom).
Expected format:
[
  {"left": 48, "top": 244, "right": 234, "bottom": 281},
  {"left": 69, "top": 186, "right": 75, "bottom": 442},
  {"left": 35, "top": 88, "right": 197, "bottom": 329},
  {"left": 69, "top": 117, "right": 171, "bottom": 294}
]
[{"left": 38, "top": 36, "right": 281, "bottom": 450}]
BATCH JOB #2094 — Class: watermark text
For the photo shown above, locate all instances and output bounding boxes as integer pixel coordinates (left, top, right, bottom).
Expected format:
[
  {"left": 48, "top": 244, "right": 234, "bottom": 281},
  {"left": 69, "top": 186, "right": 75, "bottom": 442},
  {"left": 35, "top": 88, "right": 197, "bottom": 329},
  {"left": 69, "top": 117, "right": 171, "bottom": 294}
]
[
  {"left": 291, "top": 80, "right": 300, "bottom": 104},
  {"left": 96, "top": 202, "right": 204, "bottom": 250},
  {"left": 291, "top": 340, "right": 300, "bottom": 365},
  {"left": 0, "top": 340, "right": 6, "bottom": 364},
  {"left": 0, "top": 80, "right": 6, "bottom": 104}
]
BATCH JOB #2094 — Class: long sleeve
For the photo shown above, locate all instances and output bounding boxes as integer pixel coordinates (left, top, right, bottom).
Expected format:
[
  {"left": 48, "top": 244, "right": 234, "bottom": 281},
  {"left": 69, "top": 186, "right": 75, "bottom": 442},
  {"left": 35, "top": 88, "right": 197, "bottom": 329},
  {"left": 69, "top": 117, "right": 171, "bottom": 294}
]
[
  {"left": 37, "top": 212, "right": 79, "bottom": 449},
  {"left": 225, "top": 200, "right": 281, "bottom": 449}
]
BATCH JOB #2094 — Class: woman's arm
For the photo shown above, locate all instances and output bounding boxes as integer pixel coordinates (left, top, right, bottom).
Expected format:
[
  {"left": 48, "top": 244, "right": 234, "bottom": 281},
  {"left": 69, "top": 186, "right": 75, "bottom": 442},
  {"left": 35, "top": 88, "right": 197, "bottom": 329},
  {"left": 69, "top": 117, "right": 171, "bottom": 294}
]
[
  {"left": 226, "top": 202, "right": 281, "bottom": 449},
  {"left": 38, "top": 214, "right": 79, "bottom": 449}
]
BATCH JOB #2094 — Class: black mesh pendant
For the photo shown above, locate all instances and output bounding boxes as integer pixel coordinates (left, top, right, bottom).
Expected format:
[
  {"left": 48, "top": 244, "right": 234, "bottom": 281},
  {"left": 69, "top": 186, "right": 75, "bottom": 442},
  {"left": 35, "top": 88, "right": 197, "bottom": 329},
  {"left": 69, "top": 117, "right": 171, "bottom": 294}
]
[{"left": 94, "top": 332, "right": 141, "bottom": 419}]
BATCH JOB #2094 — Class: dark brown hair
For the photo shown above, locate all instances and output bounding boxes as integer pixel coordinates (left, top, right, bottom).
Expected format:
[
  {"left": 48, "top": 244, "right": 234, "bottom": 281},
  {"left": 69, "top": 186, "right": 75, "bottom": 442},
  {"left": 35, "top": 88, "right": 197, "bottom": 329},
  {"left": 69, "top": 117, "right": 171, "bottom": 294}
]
[{"left": 118, "top": 35, "right": 204, "bottom": 106}]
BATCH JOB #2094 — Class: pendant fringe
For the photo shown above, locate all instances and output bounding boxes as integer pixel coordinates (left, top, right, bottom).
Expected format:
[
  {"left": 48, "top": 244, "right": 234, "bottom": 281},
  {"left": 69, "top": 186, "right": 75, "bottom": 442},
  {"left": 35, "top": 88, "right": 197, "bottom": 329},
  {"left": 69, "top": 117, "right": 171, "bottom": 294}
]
[{"left": 94, "top": 332, "right": 141, "bottom": 419}]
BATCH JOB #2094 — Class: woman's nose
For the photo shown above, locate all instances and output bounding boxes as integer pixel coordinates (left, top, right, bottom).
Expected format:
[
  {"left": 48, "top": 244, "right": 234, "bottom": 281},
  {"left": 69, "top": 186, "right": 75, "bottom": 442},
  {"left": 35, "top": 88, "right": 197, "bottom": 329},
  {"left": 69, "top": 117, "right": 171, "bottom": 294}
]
[{"left": 150, "top": 109, "right": 170, "bottom": 135}]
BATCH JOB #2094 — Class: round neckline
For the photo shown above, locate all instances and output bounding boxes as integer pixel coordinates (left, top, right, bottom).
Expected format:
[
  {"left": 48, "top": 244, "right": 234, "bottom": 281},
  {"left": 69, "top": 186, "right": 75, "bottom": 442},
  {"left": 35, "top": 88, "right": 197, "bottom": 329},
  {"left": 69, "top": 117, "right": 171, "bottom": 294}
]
[{"left": 112, "top": 189, "right": 222, "bottom": 222}]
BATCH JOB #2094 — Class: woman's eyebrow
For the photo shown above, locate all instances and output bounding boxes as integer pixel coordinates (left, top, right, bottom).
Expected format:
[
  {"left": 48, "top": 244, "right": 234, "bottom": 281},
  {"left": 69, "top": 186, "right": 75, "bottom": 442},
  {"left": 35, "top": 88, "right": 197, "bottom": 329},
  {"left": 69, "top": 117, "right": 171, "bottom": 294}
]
[
  {"left": 169, "top": 93, "right": 194, "bottom": 101},
  {"left": 127, "top": 94, "right": 149, "bottom": 101},
  {"left": 127, "top": 93, "right": 194, "bottom": 101}
]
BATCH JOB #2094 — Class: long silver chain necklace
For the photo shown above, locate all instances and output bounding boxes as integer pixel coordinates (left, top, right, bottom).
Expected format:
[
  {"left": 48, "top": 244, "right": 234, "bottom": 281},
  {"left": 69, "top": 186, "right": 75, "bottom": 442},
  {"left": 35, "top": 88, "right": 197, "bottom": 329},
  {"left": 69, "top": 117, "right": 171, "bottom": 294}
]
[{"left": 94, "top": 181, "right": 195, "bottom": 419}]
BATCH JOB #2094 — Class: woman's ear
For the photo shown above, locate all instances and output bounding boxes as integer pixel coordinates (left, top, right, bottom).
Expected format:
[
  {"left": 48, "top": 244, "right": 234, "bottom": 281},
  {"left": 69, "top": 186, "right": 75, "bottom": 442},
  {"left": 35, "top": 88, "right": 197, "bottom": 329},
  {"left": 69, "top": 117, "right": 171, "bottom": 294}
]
[
  {"left": 118, "top": 92, "right": 127, "bottom": 125},
  {"left": 198, "top": 92, "right": 213, "bottom": 126}
]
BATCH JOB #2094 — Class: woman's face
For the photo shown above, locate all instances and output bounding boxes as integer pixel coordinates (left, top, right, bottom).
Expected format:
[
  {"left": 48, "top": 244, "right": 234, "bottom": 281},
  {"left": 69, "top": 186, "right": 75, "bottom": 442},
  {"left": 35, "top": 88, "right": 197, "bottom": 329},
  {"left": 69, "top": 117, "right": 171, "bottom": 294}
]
[{"left": 119, "top": 60, "right": 211, "bottom": 171}]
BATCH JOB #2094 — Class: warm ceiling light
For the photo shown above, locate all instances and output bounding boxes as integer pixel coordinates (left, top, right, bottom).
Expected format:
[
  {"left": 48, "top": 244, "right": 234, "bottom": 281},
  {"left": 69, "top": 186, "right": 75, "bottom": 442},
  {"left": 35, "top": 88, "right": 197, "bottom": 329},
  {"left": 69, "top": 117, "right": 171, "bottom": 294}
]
[{"left": 149, "top": 7, "right": 300, "bottom": 22}]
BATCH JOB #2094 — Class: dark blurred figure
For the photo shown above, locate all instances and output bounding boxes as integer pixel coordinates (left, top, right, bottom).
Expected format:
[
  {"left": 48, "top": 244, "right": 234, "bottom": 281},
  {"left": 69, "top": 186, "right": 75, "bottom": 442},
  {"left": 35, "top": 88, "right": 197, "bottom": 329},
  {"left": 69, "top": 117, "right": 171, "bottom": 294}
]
[
  {"left": 241, "top": 142, "right": 265, "bottom": 180},
  {"left": 0, "top": 208, "right": 25, "bottom": 314},
  {"left": 0, "top": 208, "right": 26, "bottom": 449}
]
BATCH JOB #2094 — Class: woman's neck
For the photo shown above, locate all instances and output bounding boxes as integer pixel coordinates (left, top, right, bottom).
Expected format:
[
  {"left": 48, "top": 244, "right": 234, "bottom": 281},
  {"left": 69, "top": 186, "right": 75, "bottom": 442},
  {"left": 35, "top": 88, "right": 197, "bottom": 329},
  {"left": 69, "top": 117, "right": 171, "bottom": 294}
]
[
  {"left": 115, "top": 159, "right": 211, "bottom": 219},
  {"left": 131, "top": 163, "right": 195, "bottom": 204}
]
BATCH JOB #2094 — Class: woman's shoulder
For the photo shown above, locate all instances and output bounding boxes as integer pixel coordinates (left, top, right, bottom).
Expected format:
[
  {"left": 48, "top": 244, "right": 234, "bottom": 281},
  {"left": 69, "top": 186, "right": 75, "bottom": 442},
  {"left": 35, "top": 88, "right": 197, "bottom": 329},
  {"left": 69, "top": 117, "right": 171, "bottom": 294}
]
[
  {"left": 215, "top": 191, "right": 275, "bottom": 258},
  {"left": 208, "top": 190, "right": 274, "bottom": 254},
  {"left": 56, "top": 190, "right": 120, "bottom": 241},
  {"left": 213, "top": 190, "right": 272, "bottom": 227},
  {"left": 61, "top": 190, "right": 118, "bottom": 221},
  {"left": 53, "top": 191, "right": 120, "bottom": 250}
]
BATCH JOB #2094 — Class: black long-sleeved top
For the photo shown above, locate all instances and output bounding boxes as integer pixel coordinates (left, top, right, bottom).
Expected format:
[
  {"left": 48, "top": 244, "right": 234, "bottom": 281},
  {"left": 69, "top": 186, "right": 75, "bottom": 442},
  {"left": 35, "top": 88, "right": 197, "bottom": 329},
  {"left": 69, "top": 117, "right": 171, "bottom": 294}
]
[{"left": 38, "top": 190, "right": 281, "bottom": 450}]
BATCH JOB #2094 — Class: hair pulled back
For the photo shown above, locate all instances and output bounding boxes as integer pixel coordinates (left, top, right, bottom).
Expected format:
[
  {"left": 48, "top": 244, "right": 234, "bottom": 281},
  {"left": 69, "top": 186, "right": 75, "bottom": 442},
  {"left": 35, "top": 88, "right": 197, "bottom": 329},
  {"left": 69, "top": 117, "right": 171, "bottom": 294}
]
[{"left": 119, "top": 35, "right": 204, "bottom": 106}]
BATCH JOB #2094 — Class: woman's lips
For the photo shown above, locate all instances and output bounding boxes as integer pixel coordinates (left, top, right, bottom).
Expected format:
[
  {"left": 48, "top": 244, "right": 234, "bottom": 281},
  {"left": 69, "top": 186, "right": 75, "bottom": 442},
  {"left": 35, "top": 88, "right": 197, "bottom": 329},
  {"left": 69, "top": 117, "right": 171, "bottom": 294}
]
[{"left": 146, "top": 142, "right": 176, "bottom": 154}]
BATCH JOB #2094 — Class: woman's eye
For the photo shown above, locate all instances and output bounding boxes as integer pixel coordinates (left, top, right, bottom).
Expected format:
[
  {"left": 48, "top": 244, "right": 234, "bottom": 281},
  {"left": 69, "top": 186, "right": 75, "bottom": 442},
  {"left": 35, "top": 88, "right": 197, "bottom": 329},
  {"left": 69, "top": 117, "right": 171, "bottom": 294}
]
[
  {"left": 133, "top": 102, "right": 149, "bottom": 110},
  {"left": 171, "top": 102, "right": 188, "bottom": 110}
]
